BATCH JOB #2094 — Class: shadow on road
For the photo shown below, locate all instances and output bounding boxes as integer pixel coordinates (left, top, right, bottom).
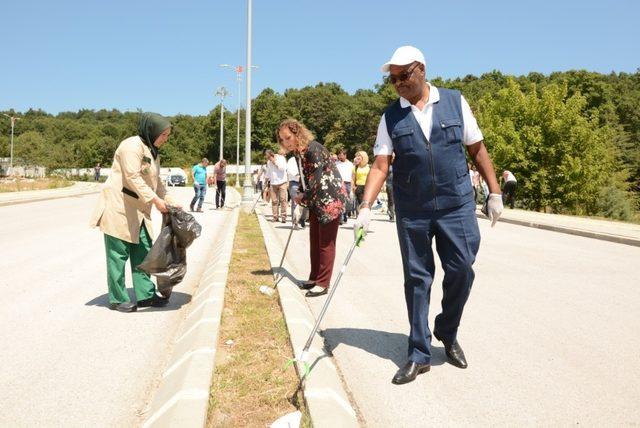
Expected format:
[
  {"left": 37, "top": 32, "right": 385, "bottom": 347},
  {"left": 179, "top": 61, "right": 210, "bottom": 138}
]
[
  {"left": 322, "top": 327, "right": 447, "bottom": 368},
  {"left": 84, "top": 291, "right": 192, "bottom": 312},
  {"left": 252, "top": 267, "right": 302, "bottom": 288}
]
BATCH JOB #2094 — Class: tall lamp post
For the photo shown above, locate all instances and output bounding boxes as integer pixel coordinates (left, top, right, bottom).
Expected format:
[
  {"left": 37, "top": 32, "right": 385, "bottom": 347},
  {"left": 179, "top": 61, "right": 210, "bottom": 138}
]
[
  {"left": 2, "top": 114, "right": 20, "bottom": 176},
  {"left": 242, "top": 0, "right": 254, "bottom": 204},
  {"left": 215, "top": 87, "right": 229, "bottom": 161},
  {"left": 220, "top": 64, "right": 243, "bottom": 187},
  {"left": 220, "top": 64, "right": 259, "bottom": 187}
]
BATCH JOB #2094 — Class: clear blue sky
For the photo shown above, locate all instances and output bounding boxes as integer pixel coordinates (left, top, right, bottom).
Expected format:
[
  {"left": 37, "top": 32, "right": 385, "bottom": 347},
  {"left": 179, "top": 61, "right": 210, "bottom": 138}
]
[{"left": 1, "top": 0, "right": 638, "bottom": 116}]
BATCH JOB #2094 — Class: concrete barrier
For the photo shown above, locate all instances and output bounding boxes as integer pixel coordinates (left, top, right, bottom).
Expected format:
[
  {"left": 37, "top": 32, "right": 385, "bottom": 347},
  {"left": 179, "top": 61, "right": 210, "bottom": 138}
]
[{"left": 142, "top": 194, "right": 240, "bottom": 428}]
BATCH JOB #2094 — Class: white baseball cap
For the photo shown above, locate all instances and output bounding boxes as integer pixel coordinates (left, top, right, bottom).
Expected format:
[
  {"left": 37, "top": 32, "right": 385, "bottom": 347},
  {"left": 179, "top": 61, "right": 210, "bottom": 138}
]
[{"left": 381, "top": 46, "right": 426, "bottom": 72}]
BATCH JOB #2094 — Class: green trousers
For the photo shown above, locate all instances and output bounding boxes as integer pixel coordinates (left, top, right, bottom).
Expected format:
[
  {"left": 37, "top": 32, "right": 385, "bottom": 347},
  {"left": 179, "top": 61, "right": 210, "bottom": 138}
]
[{"left": 104, "top": 223, "right": 156, "bottom": 304}]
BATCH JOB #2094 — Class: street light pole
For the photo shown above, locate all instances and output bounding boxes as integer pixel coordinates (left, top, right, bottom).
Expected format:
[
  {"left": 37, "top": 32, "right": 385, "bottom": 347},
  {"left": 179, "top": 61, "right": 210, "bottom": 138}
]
[
  {"left": 215, "top": 87, "right": 229, "bottom": 161},
  {"left": 242, "top": 0, "right": 254, "bottom": 203},
  {"left": 220, "top": 64, "right": 243, "bottom": 187},
  {"left": 236, "top": 68, "right": 241, "bottom": 186},
  {"left": 3, "top": 114, "right": 19, "bottom": 175},
  {"left": 220, "top": 64, "right": 259, "bottom": 188}
]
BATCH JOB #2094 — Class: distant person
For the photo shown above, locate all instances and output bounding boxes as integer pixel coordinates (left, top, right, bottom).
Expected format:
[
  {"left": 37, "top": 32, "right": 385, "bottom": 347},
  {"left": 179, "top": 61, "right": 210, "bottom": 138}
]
[
  {"left": 502, "top": 170, "right": 517, "bottom": 209},
  {"left": 260, "top": 163, "right": 270, "bottom": 202},
  {"left": 386, "top": 158, "right": 395, "bottom": 222},
  {"left": 94, "top": 163, "right": 101, "bottom": 181},
  {"left": 277, "top": 118, "right": 347, "bottom": 297},
  {"left": 265, "top": 149, "right": 288, "bottom": 223},
  {"left": 480, "top": 175, "right": 490, "bottom": 202},
  {"left": 214, "top": 159, "right": 228, "bottom": 209},
  {"left": 190, "top": 158, "right": 209, "bottom": 212},
  {"left": 252, "top": 169, "right": 259, "bottom": 193},
  {"left": 335, "top": 148, "right": 354, "bottom": 223},
  {"left": 89, "top": 112, "right": 173, "bottom": 313},
  {"left": 287, "top": 154, "right": 307, "bottom": 229},
  {"left": 471, "top": 164, "right": 481, "bottom": 202},
  {"left": 352, "top": 151, "right": 370, "bottom": 215}
]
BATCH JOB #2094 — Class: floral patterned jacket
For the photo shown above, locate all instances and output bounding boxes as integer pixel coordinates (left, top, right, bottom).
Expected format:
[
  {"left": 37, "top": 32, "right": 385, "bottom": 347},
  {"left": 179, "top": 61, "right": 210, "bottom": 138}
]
[{"left": 297, "top": 141, "right": 348, "bottom": 225}]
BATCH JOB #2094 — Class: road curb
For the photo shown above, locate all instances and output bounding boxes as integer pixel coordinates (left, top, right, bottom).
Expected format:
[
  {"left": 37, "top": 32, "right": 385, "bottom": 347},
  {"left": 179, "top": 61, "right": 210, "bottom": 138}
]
[
  {"left": 0, "top": 182, "right": 101, "bottom": 206},
  {"left": 142, "top": 194, "right": 241, "bottom": 428},
  {"left": 476, "top": 211, "right": 640, "bottom": 247},
  {"left": 256, "top": 205, "right": 361, "bottom": 428}
]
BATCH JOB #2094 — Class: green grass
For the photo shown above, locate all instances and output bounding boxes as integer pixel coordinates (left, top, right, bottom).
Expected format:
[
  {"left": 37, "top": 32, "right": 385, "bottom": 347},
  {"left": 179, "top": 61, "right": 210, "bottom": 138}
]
[
  {"left": 207, "top": 213, "right": 311, "bottom": 428},
  {"left": 0, "top": 177, "right": 72, "bottom": 193}
]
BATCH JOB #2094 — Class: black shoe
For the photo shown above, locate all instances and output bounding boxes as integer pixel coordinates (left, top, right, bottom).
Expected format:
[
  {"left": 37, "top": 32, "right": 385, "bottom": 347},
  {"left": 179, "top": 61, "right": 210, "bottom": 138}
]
[
  {"left": 109, "top": 302, "right": 137, "bottom": 313},
  {"left": 392, "top": 361, "right": 430, "bottom": 385},
  {"left": 434, "top": 333, "right": 468, "bottom": 369},
  {"left": 138, "top": 294, "right": 170, "bottom": 308},
  {"left": 297, "top": 280, "right": 316, "bottom": 290},
  {"left": 305, "top": 286, "right": 328, "bottom": 297}
]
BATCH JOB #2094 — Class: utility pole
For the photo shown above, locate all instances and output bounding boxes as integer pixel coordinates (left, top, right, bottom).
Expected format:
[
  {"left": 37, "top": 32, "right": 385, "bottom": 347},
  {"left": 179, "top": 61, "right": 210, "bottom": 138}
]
[
  {"left": 242, "top": 0, "right": 254, "bottom": 204},
  {"left": 2, "top": 114, "right": 20, "bottom": 176},
  {"left": 215, "top": 87, "right": 229, "bottom": 161}
]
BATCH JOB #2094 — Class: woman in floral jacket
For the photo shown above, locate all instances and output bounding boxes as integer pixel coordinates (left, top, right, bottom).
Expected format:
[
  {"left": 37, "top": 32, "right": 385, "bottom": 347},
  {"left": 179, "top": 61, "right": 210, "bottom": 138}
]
[{"left": 277, "top": 118, "right": 348, "bottom": 297}]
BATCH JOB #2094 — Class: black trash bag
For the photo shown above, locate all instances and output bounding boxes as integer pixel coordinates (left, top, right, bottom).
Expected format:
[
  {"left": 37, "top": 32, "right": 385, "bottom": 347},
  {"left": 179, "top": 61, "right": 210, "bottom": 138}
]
[{"left": 138, "top": 206, "right": 202, "bottom": 297}]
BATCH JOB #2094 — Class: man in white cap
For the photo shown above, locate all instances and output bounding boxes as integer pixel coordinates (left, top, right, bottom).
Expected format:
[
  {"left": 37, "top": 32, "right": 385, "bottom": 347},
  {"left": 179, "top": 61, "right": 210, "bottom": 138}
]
[{"left": 354, "top": 46, "right": 504, "bottom": 385}]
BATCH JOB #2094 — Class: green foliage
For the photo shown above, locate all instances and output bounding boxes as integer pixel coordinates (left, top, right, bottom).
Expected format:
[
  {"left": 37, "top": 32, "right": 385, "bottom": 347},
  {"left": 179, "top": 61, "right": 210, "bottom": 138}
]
[{"left": 1, "top": 69, "right": 638, "bottom": 220}]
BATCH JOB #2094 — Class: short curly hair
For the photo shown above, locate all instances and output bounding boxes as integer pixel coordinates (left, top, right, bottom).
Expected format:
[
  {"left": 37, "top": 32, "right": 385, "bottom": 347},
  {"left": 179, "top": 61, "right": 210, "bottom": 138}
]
[{"left": 276, "top": 118, "right": 315, "bottom": 149}]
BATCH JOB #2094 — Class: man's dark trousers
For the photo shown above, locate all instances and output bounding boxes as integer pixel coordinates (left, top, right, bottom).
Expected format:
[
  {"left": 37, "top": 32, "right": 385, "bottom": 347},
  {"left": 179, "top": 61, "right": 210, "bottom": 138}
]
[
  {"left": 395, "top": 199, "right": 480, "bottom": 365},
  {"left": 216, "top": 180, "right": 226, "bottom": 208}
]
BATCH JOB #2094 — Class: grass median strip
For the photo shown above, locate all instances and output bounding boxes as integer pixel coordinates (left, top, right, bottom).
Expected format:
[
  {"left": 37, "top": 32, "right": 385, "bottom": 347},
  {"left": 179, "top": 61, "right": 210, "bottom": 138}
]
[
  {"left": 207, "top": 212, "right": 310, "bottom": 427},
  {"left": 0, "top": 177, "right": 72, "bottom": 192}
]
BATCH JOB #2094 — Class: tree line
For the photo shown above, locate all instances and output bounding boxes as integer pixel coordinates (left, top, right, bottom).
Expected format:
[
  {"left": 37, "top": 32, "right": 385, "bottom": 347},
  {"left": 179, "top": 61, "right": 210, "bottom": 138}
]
[{"left": 1, "top": 69, "right": 638, "bottom": 220}]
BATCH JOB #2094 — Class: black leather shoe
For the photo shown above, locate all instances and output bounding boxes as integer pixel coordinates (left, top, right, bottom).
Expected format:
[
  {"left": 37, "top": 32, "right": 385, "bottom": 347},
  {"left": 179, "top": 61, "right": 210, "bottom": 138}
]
[
  {"left": 138, "top": 294, "right": 170, "bottom": 308},
  {"left": 109, "top": 302, "right": 137, "bottom": 312},
  {"left": 392, "top": 361, "right": 430, "bottom": 385},
  {"left": 297, "top": 280, "right": 316, "bottom": 290},
  {"left": 305, "top": 286, "right": 328, "bottom": 297},
  {"left": 434, "top": 333, "right": 468, "bottom": 369}
]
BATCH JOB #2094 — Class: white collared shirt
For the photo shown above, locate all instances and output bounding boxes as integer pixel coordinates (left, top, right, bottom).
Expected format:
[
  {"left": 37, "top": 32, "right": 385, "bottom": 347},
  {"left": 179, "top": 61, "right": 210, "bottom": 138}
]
[
  {"left": 335, "top": 159, "right": 354, "bottom": 183},
  {"left": 373, "top": 83, "right": 483, "bottom": 156},
  {"left": 266, "top": 154, "right": 288, "bottom": 185},
  {"left": 286, "top": 156, "right": 300, "bottom": 182}
]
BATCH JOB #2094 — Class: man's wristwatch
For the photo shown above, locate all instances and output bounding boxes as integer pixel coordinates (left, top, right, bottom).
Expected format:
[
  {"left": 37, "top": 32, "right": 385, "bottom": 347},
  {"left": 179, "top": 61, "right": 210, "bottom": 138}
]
[{"left": 358, "top": 201, "right": 371, "bottom": 210}]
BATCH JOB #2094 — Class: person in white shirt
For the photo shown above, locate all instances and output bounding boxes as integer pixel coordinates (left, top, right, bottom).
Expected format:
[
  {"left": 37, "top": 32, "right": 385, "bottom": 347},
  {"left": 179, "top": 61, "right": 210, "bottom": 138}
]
[
  {"left": 502, "top": 170, "right": 517, "bottom": 209},
  {"left": 265, "top": 149, "right": 288, "bottom": 222},
  {"left": 335, "top": 148, "right": 354, "bottom": 222},
  {"left": 287, "top": 155, "right": 307, "bottom": 228},
  {"left": 353, "top": 45, "right": 504, "bottom": 385}
]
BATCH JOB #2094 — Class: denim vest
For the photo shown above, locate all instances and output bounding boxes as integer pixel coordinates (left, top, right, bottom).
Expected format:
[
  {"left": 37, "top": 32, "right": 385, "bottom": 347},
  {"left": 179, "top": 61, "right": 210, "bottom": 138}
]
[{"left": 385, "top": 88, "right": 474, "bottom": 213}]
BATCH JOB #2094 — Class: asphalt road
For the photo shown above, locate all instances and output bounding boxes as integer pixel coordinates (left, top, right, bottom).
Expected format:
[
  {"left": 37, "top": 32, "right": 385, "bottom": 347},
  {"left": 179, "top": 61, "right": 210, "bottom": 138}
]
[
  {"left": 0, "top": 187, "right": 231, "bottom": 427},
  {"left": 263, "top": 205, "right": 640, "bottom": 426}
]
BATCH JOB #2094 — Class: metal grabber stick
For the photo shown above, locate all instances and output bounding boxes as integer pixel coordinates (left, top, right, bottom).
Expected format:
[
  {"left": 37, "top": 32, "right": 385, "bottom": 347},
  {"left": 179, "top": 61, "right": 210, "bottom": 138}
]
[{"left": 285, "top": 228, "right": 365, "bottom": 377}]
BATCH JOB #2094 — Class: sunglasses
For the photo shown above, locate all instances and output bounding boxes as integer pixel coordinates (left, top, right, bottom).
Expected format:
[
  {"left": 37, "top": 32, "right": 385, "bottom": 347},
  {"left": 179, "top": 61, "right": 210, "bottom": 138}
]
[{"left": 387, "top": 62, "right": 420, "bottom": 85}]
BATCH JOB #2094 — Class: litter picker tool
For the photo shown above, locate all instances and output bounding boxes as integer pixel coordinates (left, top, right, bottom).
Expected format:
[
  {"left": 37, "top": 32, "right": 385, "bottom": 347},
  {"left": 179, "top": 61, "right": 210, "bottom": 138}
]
[
  {"left": 249, "top": 192, "right": 263, "bottom": 214},
  {"left": 285, "top": 228, "right": 365, "bottom": 378}
]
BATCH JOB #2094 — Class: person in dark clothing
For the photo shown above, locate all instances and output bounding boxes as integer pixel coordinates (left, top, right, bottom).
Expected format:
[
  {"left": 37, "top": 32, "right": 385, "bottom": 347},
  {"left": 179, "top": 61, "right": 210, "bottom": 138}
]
[
  {"left": 502, "top": 170, "right": 517, "bottom": 209},
  {"left": 386, "top": 164, "right": 395, "bottom": 221},
  {"left": 354, "top": 46, "right": 504, "bottom": 385}
]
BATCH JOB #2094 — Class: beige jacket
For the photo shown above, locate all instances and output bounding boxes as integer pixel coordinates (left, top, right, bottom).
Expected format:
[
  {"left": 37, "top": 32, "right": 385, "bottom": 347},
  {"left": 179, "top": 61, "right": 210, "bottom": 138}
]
[{"left": 90, "top": 136, "right": 166, "bottom": 243}]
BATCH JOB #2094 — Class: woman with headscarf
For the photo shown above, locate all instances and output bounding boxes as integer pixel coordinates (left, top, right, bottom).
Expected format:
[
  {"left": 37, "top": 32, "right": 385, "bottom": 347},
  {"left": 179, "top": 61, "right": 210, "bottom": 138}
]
[
  {"left": 277, "top": 118, "right": 347, "bottom": 297},
  {"left": 90, "top": 113, "right": 174, "bottom": 312}
]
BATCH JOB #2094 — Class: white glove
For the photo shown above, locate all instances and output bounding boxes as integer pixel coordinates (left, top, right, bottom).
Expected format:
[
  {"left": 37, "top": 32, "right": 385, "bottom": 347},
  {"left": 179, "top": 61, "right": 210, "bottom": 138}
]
[
  {"left": 486, "top": 193, "right": 503, "bottom": 227},
  {"left": 353, "top": 207, "right": 371, "bottom": 239}
]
